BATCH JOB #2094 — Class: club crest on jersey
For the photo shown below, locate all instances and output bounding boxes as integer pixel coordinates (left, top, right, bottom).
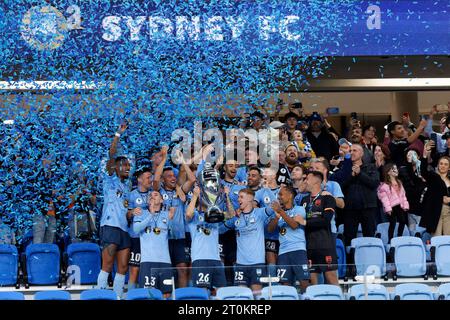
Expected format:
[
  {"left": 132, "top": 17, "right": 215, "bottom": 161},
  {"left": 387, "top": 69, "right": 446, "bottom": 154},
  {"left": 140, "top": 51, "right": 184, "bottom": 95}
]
[
  {"left": 116, "top": 190, "right": 123, "bottom": 198},
  {"left": 199, "top": 215, "right": 204, "bottom": 222},
  {"left": 264, "top": 196, "right": 271, "bottom": 204},
  {"left": 136, "top": 198, "right": 143, "bottom": 205},
  {"left": 235, "top": 219, "right": 240, "bottom": 227},
  {"left": 162, "top": 193, "right": 169, "bottom": 200}
]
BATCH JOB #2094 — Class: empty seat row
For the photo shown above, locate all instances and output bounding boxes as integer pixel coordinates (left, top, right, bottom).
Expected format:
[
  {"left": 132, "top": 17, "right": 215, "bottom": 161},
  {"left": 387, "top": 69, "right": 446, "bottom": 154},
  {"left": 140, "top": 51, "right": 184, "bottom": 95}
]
[
  {"left": 1, "top": 284, "right": 450, "bottom": 300},
  {"left": 305, "top": 283, "right": 450, "bottom": 300},
  {"left": 0, "top": 243, "right": 101, "bottom": 287},
  {"left": 346, "top": 236, "right": 450, "bottom": 280}
]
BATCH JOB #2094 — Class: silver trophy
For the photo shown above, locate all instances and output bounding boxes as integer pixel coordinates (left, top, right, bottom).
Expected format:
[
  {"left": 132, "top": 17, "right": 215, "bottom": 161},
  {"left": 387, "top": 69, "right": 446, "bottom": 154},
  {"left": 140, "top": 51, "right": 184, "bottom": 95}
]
[{"left": 198, "top": 163, "right": 225, "bottom": 223}]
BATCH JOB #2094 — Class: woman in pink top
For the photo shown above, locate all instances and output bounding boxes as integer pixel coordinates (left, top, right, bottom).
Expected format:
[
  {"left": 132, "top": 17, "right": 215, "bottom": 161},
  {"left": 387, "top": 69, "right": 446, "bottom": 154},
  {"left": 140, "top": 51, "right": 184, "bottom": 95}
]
[{"left": 377, "top": 163, "right": 410, "bottom": 243}]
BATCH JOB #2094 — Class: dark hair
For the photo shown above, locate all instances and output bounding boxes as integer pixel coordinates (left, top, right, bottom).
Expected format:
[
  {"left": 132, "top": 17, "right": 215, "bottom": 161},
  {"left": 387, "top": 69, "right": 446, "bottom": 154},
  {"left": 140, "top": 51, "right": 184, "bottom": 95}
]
[
  {"left": 362, "top": 124, "right": 375, "bottom": 135},
  {"left": 283, "top": 112, "right": 299, "bottom": 122},
  {"left": 387, "top": 121, "right": 402, "bottom": 136},
  {"left": 281, "top": 185, "right": 296, "bottom": 198},
  {"left": 381, "top": 162, "right": 402, "bottom": 188},
  {"left": 307, "top": 170, "right": 324, "bottom": 182},
  {"left": 135, "top": 167, "right": 152, "bottom": 178},
  {"left": 162, "top": 167, "right": 174, "bottom": 174},
  {"left": 248, "top": 166, "right": 262, "bottom": 175},
  {"left": 114, "top": 156, "right": 128, "bottom": 163},
  {"left": 376, "top": 143, "right": 391, "bottom": 160}
]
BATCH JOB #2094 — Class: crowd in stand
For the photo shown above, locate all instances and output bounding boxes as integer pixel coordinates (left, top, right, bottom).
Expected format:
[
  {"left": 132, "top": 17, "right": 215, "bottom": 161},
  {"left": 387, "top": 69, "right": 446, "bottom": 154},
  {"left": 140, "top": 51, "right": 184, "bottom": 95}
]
[{"left": 1, "top": 102, "right": 450, "bottom": 299}]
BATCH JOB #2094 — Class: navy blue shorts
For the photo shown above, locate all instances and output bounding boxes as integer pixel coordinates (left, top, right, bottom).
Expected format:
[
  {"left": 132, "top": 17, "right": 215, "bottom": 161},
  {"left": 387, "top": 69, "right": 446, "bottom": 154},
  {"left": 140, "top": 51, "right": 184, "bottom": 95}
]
[
  {"left": 192, "top": 260, "right": 226, "bottom": 289},
  {"left": 169, "top": 239, "right": 189, "bottom": 265},
  {"left": 100, "top": 226, "right": 131, "bottom": 251},
  {"left": 234, "top": 264, "right": 266, "bottom": 287},
  {"left": 129, "top": 237, "right": 141, "bottom": 267},
  {"left": 139, "top": 262, "right": 174, "bottom": 293},
  {"left": 265, "top": 239, "right": 280, "bottom": 254},
  {"left": 277, "top": 250, "right": 310, "bottom": 284}
]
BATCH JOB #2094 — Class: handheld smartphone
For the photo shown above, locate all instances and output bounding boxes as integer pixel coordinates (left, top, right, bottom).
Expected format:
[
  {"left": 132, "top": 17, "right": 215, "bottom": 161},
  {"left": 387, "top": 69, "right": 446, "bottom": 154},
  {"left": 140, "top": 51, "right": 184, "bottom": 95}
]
[
  {"left": 326, "top": 107, "right": 340, "bottom": 115},
  {"left": 430, "top": 132, "right": 438, "bottom": 146}
]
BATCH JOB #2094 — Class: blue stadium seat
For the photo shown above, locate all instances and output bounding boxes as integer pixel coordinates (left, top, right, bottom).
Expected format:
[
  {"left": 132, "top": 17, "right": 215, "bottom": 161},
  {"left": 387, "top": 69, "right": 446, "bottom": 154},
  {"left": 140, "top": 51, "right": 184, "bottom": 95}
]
[
  {"left": 336, "top": 238, "right": 347, "bottom": 279},
  {"left": 376, "top": 222, "right": 410, "bottom": 248},
  {"left": 0, "top": 244, "right": 19, "bottom": 286},
  {"left": 0, "top": 292, "right": 25, "bottom": 300},
  {"left": 126, "top": 288, "right": 163, "bottom": 300},
  {"left": 390, "top": 236, "right": 427, "bottom": 278},
  {"left": 394, "top": 283, "right": 434, "bottom": 300},
  {"left": 348, "top": 284, "right": 389, "bottom": 300},
  {"left": 34, "top": 290, "right": 71, "bottom": 300},
  {"left": 304, "top": 285, "right": 344, "bottom": 300},
  {"left": 430, "top": 236, "right": 450, "bottom": 277},
  {"left": 65, "top": 243, "right": 101, "bottom": 284},
  {"left": 23, "top": 244, "right": 61, "bottom": 286},
  {"left": 351, "top": 237, "right": 387, "bottom": 278},
  {"left": 410, "top": 226, "right": 427, "bottom": 237},
  {"left": 174, "top": 287, "right": 209, "bottom": 300},
  {"left": 438, "top": 283, "right": 450, "bottom": 300},
  {"left": 260, "top": 285, "right": 298, "bottom": 300},
  {"left": 80, "top": 289, "right": 118, "bottom": 300},
  {"left": 216, "top": 286, "right": 254, "bottom": 300}
]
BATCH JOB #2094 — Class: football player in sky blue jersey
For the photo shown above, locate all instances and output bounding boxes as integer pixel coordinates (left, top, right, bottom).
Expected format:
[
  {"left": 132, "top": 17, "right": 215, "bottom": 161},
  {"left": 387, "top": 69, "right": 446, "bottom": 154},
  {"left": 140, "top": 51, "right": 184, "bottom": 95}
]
[
  {"left": 97, "top": 123, "right": 132, "bottom": 299},
  {"left": 126, "top": 167, "right": 152, "bottom": 290},
  {"left": 133, "top": 191, "right": 175, "bottom": 298},
  {"left": 235, "top": 148, "right": 260, "bottom": 184},
  {"left": 259, "top": 167, "right": 281, "bottom": 277},
  {"left": 224, "top": 188, "right": 275, "bottom": 297},
  {"left": 267, "top": 186, "right": 310, "bottom": 291},
  {"left": 154, "top": 147, "right": 196, "bottom": 288},
  {"left": 185, "top": 185, "right": 235, "bottom": 293},
  {"left": 291, "top": 164, "right": 309, "bottom": 206}
]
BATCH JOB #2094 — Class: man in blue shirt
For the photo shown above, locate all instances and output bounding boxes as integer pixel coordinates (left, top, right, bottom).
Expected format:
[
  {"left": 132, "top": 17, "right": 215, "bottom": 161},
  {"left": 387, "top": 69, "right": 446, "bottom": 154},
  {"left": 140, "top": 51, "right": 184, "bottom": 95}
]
[
  {"left": 224, "top": 188, "right": 275, "bottom": 296},
  {"left": 267, "top": 186, "right": 310, "bottom": 291},
  {"left": 185, "top": 185, "right": 235, "bottom": 291},
  {"left": 126, "top": 167, "right": 152, "bottom": 290},
  {"left": 154, "top": 147, "right": 195, "bottom": 288},
  {"left": 219, "top": 160, "right": 244, "bottom": 284},
  {"left": 235, "top": 148, "right": 260, "bottom": 184},
  {"left": 133, "top": 191, "right": 174, "bottom": 298},
  {"left": 97, "top": 123, "right": 131, "bottom": 299},
  {"left": 259, "top": 167, "right": 281, "bottom": 277}
]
